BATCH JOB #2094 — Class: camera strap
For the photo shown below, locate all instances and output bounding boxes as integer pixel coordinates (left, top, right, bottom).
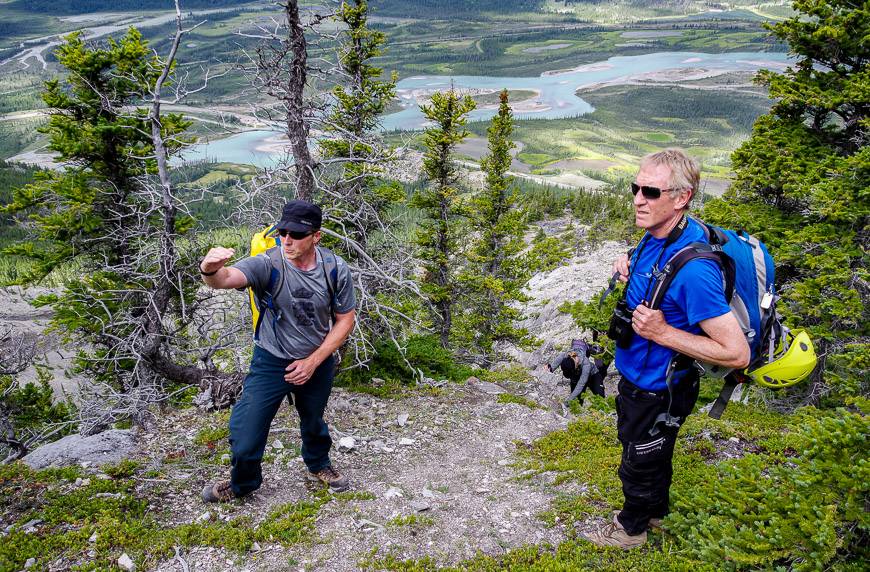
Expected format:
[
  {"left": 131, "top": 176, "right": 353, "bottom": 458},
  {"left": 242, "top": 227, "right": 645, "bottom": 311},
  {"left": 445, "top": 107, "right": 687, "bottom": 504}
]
[
  {"left": 638, "top": 216, "right": 688, "bottom": 305},
  {"left": 599, "top": 216, "right": 688, "bottom": 309}
]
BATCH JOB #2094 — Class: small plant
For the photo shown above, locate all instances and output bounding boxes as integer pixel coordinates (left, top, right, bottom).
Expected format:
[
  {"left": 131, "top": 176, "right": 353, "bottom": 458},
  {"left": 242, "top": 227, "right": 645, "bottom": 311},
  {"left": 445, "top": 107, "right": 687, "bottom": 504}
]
[
  {"left": 386, "top": 514, "right": 435, "bottom": 528},
  {"left": 194, "top": 425, "right": 230, "bottom": 447},
  {"left": 497, "top": 393, "right": 545, "bottom": 410},
  {"left": 103, "top": 459, "right": 141, "bottom": 479}
]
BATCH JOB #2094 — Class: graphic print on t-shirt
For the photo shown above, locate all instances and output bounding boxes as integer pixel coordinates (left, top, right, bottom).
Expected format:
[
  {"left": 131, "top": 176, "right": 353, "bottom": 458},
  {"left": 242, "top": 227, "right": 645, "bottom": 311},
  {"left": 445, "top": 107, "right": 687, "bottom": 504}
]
[{"left": 290, "top": 287, "right": 317, "bottom": 326}]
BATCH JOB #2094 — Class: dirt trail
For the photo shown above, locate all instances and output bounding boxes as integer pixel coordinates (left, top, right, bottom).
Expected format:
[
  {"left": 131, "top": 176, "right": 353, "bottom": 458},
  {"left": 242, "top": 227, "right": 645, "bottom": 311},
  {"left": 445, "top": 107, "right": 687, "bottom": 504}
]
[{"left": 147, "top": 373, "right": 585, "bottom": 571}]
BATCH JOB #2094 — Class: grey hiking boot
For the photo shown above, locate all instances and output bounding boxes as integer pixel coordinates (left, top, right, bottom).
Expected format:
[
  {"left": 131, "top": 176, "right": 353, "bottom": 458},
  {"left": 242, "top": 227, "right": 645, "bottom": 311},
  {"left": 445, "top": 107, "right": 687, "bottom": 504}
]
[
  {"left": 583, "top": 514, "right": 647, "bottom": 549},
  {"left": 201, "top": 480, "right": 237, "bottom": 503},
  {"left": 307, "top": 465, "right": 349, "bottom": 492}
]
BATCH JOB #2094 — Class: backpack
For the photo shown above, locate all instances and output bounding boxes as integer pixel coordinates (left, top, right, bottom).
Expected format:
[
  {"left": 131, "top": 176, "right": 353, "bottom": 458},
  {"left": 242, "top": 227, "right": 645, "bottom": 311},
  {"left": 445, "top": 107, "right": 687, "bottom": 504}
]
[
  {"left": 570, "top": 338, "right": 590, "bottom": 357},
  {"left": 247, "top": 224, "right": 340, "bottom": 342},
  {"left": 645, "top": 217, "right": 785, "bottom": 379}
]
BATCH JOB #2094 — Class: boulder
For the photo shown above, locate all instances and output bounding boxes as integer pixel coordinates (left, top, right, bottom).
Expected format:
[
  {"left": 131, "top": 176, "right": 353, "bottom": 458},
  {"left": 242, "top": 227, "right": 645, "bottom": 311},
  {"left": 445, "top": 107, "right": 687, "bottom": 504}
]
[{"left": 22, "top": 429, "right": 136, "bottom": 470}]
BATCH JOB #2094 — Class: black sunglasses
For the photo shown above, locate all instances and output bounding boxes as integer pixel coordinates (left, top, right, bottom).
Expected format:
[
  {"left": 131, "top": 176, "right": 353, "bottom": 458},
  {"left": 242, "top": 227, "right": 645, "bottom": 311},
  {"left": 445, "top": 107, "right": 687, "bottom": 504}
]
[
  {"left": 630, "top": 182, "right": 670, "bottom": 199},
  {"left": 278, "top": 229, "right": 314, "bottom": 239}
]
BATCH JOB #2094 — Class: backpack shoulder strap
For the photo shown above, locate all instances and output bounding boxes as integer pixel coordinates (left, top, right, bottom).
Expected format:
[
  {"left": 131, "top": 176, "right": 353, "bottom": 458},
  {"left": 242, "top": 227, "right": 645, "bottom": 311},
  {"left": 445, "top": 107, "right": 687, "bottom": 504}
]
[
  {"left": 253, "top": 249, "right": 282, "bottom": 341},
  {"left": 316, "top": 246, "right": 339, "bottom": 317},
  {"left": 647, "top": 243, "right": 736, "bottom": 310}
]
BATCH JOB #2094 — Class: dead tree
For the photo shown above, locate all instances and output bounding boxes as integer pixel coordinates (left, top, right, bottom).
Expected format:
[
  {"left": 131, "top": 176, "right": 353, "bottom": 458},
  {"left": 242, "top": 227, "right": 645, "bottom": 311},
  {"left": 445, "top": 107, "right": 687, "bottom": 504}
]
[{"left": 236, "top": 1, "right": 426, "bottom": 375}]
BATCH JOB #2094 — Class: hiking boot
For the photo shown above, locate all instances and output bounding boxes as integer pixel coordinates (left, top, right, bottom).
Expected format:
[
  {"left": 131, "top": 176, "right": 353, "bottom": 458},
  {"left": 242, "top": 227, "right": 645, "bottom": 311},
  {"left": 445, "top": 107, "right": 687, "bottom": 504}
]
[
  {"left": 612, "top": 510, "right": 664, "bottom": 532},
  {"left": 201, "top": 480, "right": 237, "bottom": 503},
  {"left": 583, "top": 514, "right": 647, "bottom": 549},
  {"left": 307, "top": 465, "right": 349, "bottom": 492}
]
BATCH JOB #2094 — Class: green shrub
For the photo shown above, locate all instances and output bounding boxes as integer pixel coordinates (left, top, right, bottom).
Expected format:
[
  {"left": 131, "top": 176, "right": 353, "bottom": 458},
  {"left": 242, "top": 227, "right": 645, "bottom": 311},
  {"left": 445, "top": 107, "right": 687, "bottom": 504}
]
[
  {"left": 103, "top": 459, "right": 141, "bottom": 479},
  {"left": 668, "top": 407, "right": 869, "bottom": 570},
  {"left": 337, "top": 334, "right": 474, "bottom": 390}
]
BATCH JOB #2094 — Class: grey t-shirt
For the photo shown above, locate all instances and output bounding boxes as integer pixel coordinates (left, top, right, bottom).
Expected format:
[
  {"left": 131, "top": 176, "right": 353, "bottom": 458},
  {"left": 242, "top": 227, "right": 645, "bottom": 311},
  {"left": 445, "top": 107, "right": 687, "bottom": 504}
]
[{"left": 233, "top": 246, "right": 356, "bottom": 360}]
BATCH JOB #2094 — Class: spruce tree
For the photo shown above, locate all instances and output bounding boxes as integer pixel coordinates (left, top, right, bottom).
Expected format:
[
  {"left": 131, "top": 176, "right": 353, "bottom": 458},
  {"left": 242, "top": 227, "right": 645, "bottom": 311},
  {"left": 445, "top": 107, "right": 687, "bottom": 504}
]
[
  {"left": 702, "top": 0, "right": 869, "bottom": 401},
  {"left": 456, "top": 90, "right": 530, "bottom": 360},
  {"left": 1, "top": 29, "right": 235, "bottom": 429},
  {"left": 320, "top": 0, "right": 401, "bottom": 247},
  {"left": 411, "top": 90, "right": 476, "bottom": 349}
]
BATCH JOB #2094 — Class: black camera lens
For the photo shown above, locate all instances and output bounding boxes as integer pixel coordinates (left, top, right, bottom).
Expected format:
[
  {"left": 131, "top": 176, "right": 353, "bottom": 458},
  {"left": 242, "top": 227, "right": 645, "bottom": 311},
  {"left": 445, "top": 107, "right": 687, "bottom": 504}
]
[{"left": 607, "top": 300, "right": 634, "bottom": 349}]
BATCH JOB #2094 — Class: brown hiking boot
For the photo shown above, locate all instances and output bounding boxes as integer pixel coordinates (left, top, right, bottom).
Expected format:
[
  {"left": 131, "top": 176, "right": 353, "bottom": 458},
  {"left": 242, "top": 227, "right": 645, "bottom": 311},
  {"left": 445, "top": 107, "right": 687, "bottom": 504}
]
[
  {"left": 201, "top": 480, "right": 237, "bottom": 503},
  {"left": 612, "top": 510, "right": 664, "bottom": 532},
  {"left": 307, "top": 465, "right": 349, "bottom": 492},
  {"left": 583, "top": 514, "right": 647, "bottom": 549}
]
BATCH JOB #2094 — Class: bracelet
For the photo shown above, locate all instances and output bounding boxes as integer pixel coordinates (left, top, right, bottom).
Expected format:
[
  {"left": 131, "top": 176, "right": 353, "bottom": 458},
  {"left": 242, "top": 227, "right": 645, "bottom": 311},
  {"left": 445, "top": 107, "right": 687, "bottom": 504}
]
[{"left": 200, "top": 267, "right": 219, "bottom": 276}]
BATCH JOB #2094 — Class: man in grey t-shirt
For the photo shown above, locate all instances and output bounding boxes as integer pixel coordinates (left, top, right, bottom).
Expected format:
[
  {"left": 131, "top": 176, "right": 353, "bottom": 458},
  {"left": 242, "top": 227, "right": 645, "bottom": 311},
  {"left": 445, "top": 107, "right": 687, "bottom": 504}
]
[{"left": 198, "top": 200, "right": 356, "bottom": 502}]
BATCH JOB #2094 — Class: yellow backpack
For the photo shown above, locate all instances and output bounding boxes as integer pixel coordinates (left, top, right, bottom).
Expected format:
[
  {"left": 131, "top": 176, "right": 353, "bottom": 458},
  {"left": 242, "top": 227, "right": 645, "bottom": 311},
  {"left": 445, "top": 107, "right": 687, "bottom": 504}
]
[
  {"left": 248, "top": 224, "right": 341, "bottom": 339},
  {"left": 248, "top": 224, "right": 281, "bottom": 332}
]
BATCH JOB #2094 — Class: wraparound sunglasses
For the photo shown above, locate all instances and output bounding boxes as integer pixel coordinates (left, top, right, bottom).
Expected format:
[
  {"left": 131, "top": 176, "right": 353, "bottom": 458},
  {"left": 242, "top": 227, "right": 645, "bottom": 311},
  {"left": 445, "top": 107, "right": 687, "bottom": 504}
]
[
  {"left": 278, "top": 229, "right": 314, "bottom": 239},
  {"left": 630, "top": 182, "right": 682, "bottom": 200}
]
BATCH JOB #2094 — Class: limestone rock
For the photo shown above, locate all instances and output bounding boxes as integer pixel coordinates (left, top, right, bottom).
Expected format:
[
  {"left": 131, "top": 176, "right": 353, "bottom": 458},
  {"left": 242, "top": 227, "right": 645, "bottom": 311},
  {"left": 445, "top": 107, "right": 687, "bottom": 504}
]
[
  {"left": 338, "top": 436, "right": 356, "bottom": 451},
  {"left": 22, "top": 429, "right": 136, "bottom": 470},
  {"left": 118, "top": 553, "right": 135, "bottom": 571},
  {"left": 467, "top": 378, "right": 506, "bottom": 395}
]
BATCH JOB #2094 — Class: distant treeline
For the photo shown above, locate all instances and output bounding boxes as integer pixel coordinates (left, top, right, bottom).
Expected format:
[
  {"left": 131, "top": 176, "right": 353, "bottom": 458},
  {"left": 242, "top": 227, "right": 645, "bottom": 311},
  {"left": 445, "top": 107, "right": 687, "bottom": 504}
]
[
  {"left": 9, "top": 0, "right": 249, "bottom": 15},
  {"left": 0, "top": 161, "right": 40, "bottom": 243}
]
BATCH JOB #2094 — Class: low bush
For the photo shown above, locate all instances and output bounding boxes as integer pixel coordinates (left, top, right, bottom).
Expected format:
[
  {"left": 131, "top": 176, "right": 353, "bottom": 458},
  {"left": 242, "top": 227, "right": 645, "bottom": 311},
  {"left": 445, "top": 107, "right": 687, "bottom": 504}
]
[
  {"left": 668, "top": 407, "right": 869, "bottom": 571},
  {"left": 336, "top": 335, "right": 474, "bottom": 391}
]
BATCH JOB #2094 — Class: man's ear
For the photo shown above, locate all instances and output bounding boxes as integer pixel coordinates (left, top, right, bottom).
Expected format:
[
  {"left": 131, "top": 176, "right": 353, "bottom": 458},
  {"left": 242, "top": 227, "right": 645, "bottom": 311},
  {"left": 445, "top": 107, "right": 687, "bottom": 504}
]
[{"left": 674, "top": 189, "right": 693, "bottom": 210}]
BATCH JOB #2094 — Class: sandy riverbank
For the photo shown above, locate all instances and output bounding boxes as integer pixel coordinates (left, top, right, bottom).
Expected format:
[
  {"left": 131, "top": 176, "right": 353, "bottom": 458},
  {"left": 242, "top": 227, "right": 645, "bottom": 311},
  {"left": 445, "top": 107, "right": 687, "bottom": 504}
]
[{"left": 397, "top": 87, "right": 548, "bottom": 114}]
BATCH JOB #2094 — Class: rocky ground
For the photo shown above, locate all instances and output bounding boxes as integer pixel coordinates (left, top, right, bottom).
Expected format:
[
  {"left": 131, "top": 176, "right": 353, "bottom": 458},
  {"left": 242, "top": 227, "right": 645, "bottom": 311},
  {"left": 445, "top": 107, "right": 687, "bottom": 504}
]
[
  {"left": 143, "top": 375, "right": 599, "bottom": 572},
  {"left": 6, "top": 241, "right": 627, "bottom": 571}
]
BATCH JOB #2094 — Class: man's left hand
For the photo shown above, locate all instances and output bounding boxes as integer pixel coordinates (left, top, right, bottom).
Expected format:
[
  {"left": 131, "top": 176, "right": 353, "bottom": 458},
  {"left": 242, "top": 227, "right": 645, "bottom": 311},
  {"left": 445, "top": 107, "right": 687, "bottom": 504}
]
[
  {"left": 285, "top": 356, "right": 321, "bottom": 385},
  {"left": 631, "top": 304, "right": 670, "bottom": 343}
]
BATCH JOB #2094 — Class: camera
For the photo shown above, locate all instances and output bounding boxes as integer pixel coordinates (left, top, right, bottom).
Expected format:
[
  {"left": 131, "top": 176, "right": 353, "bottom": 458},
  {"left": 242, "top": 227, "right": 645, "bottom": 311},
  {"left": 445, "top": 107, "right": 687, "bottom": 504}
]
[{"left": 607, "top": 299, "right": 635, "bottom": 349}]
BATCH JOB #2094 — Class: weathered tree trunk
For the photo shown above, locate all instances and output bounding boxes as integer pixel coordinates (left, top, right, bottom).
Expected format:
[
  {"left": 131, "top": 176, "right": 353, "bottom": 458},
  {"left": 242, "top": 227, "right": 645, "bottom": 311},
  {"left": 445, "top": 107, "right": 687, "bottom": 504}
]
[{"left": 283, "top": 0, "right": 316, "bottom": 201}]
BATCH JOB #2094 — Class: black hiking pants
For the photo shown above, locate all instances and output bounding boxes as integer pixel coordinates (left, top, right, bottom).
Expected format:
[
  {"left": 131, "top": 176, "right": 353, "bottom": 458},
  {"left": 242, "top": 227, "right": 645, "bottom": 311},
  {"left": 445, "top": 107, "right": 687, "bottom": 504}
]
[
  {"left": 568, "top": 371, "right": 605, "bottom": 402},
  {"left": 615, "top": 371, "right": 699, "bottom": 535}
]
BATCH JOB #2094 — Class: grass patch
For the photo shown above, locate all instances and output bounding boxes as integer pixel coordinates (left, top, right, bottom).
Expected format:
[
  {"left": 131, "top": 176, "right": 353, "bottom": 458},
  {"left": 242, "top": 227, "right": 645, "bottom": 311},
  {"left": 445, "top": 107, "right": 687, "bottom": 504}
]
[
  {"left": 477, "top": 363, "right": 533, "bottom": 385},
  {"left": 0, "top": 462, "right": 348, "bottom": 571},
  {"left": 497, "top": 392, "right": 546, "bottom": 410},
  {"left": 386, "top": 514, "right": 435, "bottom": 528}
]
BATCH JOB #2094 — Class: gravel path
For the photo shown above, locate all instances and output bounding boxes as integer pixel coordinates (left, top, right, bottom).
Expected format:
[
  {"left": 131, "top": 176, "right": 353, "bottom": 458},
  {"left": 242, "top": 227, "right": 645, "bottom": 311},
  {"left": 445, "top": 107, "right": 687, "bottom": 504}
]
[{"left": 146, "top": 376, "right": 581, "bottom": 572}]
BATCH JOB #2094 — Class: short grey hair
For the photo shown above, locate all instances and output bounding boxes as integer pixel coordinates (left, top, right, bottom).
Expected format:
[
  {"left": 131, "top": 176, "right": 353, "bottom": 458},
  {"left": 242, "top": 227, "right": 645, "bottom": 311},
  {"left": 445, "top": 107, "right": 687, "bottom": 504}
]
[{"left": 640, "top": 148, "right": 700, "bottom": 209}]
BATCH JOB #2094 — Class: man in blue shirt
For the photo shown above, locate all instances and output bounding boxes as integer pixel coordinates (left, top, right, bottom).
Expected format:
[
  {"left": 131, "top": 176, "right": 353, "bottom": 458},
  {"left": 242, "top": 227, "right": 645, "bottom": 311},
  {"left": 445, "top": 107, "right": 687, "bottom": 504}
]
[{"left": 583, "top": 149, "right": 749, "bottom": 549}]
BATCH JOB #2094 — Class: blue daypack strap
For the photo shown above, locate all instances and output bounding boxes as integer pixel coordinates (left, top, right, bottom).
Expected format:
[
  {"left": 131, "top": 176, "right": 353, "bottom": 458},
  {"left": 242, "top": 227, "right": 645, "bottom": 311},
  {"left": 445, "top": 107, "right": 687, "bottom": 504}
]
[
  {"left": 253, "top": 266, "right": 280, "bottom": 341},
  {"left": 316, "top": 246, "right": 340, "bottom": 320}
]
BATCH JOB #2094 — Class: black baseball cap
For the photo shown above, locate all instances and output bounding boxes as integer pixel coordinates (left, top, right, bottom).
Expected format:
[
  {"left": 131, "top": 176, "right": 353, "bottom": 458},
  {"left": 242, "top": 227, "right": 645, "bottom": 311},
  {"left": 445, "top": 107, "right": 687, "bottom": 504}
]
[{"left": 276, "top": 200, "right": 322, "bottom": 232}]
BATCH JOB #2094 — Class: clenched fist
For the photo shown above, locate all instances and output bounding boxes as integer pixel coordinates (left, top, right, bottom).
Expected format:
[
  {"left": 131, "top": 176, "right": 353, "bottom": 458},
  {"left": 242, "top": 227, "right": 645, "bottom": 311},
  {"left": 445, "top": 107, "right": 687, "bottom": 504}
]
[
  {"left": 612, "top": 253, "right": 630, "bottom": 283},
  {"left": 631, "top": 303, "right": 670, "bottom": 342},
  {"left": 200, "top": 247, "right": 235, "bottom": 274}
]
